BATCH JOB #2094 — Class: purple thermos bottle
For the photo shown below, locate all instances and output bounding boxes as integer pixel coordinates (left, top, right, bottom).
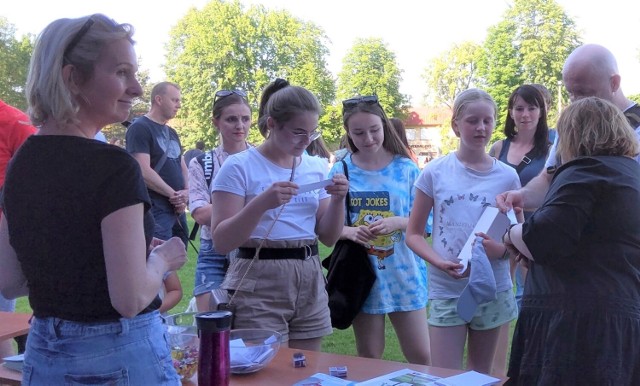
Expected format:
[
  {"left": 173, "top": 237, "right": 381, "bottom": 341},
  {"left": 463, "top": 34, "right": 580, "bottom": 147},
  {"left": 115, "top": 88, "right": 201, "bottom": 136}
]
[{"left": 196, "top": 311, "right": 233, "bottom": 386}]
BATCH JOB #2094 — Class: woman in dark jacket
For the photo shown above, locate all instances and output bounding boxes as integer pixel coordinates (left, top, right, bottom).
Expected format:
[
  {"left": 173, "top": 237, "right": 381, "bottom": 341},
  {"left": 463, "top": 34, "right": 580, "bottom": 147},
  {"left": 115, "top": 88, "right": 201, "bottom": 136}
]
[{"left": 504, "top": 97, "right": 640, "bottom": 385}]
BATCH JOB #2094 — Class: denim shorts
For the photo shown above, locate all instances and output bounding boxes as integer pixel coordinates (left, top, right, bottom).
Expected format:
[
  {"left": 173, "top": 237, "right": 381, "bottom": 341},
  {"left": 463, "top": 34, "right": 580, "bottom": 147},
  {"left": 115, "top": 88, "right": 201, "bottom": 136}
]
[
  {"left": 428, "top": 289, "right": 518, "bottom": 330},
  {"left": 22, "top": 310, "right": 180, "bottom": 385},
  {"left": 193, "top": 238, "right": 228, "bottom": 296}
]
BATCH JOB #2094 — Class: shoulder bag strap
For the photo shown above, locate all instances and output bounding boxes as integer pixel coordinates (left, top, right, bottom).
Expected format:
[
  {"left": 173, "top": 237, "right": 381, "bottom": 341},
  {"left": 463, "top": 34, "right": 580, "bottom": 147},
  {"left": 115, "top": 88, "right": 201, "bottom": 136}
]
[
  {"left": 153, "top": 126, "right": 171, "bottom": 173},
  {"left": 515, "top": 147, "right": 538, "bottom": 174},
  {"left": 341, "top": 160, "right": 353, "bottom": 227},
  {"left": 153, "top": 152, "right": 168, "bottom": 173}
]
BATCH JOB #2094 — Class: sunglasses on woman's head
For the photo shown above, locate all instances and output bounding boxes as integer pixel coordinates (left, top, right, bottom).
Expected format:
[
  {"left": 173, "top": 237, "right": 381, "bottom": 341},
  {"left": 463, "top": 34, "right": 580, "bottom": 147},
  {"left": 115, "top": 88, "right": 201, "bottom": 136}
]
[
  {"left": 342, "top": 95, "right": 379, "bottom": 109},
  {"left": 214, "top": 89, "right": 247, "bottom": 103},
  {"left": 64, "top": 16, "right": 95, "bottom": 59}
]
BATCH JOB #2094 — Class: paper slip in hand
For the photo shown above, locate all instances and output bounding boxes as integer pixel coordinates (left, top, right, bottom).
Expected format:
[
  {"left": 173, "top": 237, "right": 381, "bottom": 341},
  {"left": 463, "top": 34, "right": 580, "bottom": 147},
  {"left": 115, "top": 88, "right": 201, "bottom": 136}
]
[
  {"left": 457, "top": 206, "right": 510, "bottom": 274},
  {"left": 506, "top": 209, "right": 518, "bottom": 225},
  {"left": 296, "top": 179, "right": 333, "bottom": 194}
]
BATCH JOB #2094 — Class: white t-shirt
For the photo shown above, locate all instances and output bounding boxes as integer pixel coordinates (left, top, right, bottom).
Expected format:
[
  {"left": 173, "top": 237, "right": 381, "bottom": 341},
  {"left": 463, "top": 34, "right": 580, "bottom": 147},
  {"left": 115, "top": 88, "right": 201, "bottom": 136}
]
[
  {"left": 414, "top": 153, "right": 521, "bottom": 299},
  {"left": 212, "top": 147, "right": 329, "bottom": 240}
]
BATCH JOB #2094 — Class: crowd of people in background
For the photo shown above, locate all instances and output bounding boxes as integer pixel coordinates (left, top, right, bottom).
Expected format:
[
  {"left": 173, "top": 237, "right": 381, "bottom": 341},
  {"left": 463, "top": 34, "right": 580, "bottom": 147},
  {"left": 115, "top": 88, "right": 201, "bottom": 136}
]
[{"left": 0, "top": 11, "right": 639, "bottom": 385}]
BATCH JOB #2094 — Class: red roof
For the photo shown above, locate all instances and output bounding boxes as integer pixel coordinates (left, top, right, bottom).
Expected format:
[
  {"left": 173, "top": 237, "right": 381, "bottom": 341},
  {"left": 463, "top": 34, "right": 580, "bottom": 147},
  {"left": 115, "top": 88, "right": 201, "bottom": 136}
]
[{"left": 404, "top": 106, "right": 452, "bottom": 127}]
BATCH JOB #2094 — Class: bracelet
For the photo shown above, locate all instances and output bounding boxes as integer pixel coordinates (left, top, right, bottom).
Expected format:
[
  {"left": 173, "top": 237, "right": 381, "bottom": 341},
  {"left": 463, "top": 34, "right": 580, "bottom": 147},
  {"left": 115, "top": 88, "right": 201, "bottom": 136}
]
[
  {"left": 500, "top": 247, "right": 509, "bottom": 260},
  {"left": 503, "top": 224, "right": 517, "bottom": 244}
]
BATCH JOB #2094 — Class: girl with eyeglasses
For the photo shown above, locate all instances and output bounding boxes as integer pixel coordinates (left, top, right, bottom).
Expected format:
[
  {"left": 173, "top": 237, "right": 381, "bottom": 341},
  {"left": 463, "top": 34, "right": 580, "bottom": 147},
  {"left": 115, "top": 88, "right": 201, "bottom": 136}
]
[
  {"left": 0, "top": 14, "right": 185, "bottom": 384},
  {"left": 328, "top": 95, "right": 431, "bottom": 365},
  {"left": 188, "top": 89, "right": 253, "bottom": 312},
  {"left": 210, "top": 79, "right": 348, "bottom": 351},
  {"left": 406, "top": 89, "right": 519, "bottom": 374}
]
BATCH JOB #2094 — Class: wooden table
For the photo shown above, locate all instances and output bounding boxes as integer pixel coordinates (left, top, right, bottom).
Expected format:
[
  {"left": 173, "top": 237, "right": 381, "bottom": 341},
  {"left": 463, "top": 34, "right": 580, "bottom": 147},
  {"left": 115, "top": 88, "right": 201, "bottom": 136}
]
[
  {"left": 0, "top": 312, "right": 30, "bottom": 386},
  {"left": 183, "top": 347, "right": 492, "bottom": 385},
  {"left": 0, "top": 312, "right": 30, "bottom": 341}
]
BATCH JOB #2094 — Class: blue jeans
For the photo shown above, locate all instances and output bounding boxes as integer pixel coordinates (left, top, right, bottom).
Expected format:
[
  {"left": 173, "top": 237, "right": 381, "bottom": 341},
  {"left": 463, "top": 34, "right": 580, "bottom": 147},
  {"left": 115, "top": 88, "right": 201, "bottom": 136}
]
[
  {"left": 22, "top": 310, "right": 179, "bottom": 385},
  {"left": 151, "top": 199, "right": 189, "bottom": 247},
  {"left": 193, "top": 238, "right": 228, "bottom": 296}
]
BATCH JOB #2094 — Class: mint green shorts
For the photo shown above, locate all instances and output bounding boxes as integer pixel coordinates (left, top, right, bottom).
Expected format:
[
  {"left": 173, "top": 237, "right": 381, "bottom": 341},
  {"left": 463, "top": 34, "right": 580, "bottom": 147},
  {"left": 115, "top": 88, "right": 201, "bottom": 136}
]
[{"left": 428, "top": 289, "right": 517, "bottom": 330}]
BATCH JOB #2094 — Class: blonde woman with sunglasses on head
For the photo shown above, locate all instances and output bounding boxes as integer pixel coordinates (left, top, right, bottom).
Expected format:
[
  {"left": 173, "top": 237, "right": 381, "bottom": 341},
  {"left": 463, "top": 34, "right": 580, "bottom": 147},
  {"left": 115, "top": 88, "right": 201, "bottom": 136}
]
[
  {"left": 188, "top": 89, "right": 252, "bottom": 312},
  {"left": 0, "top": 14, "right": 185, "bottom": 384},
  {"left": 329, "top": 95, "right": 431, "bottom": 365},
  {"left": 210, "top": 79, "right": 348, "bottom": 351}
]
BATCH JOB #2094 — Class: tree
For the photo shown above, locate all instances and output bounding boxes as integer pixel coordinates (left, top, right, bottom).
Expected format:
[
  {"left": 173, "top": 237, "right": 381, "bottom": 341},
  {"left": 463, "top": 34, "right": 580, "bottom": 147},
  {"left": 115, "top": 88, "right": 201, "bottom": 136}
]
[
  {"left": 336, "top": 38, "right": 409, "bottom": 122},
  {"left": 433, "top": 121, "right": 457, "bottom": 156},
  {"left": 422, "top": 42, "right": 483, "bottom": 109},
  {"left": 164, "top": 0, "right": 335, "bottom": 148},
  {"left": 477, "top": 0, "right": 581, "bottom": 141},
  {"left": 0, "top": 17, "right": 34, "bottom": 111}
]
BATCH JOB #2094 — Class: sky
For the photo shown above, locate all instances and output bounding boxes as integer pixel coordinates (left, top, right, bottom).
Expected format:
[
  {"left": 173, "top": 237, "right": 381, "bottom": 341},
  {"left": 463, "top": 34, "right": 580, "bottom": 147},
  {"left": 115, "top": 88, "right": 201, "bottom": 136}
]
[{"left": 3, "top": 0, "right": 639, "bottom": 106}]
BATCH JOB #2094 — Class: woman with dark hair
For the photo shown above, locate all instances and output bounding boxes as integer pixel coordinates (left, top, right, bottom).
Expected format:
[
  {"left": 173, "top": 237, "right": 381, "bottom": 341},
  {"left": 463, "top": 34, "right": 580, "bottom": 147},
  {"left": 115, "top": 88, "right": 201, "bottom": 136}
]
[
  {"left": 489, "top": 85, "right": 550, "bottom": 191},
  {"left": 188, "top": 89, "right": 252, "bottom": 312},
  {"left": 0, "top": 14, "right": 185, "bottom": 384},
  {"left": 210, "top": 79, "right": 348, "bottom": 351},
  {"left": 489, "top": 84, "right": 551, "bottom": 375}
]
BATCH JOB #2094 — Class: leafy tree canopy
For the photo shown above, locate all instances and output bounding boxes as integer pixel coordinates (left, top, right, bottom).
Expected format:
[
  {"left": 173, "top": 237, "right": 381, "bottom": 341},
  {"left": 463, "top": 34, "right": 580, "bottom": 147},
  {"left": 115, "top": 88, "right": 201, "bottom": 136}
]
[
  {"left": 422, "top": 41, "right": 483, "bottom": 109},
  {"left": 477, "top": 0, "right": 581, "bottom": 142},
  {"left": 164, "top": 0, "right": 335, "bottom": 148},
  {"left": 336, "top": 37, "right": 409, "bottom": 123},
  {"left": 0, "top": 17, "right": 34, "bottom": 111}
]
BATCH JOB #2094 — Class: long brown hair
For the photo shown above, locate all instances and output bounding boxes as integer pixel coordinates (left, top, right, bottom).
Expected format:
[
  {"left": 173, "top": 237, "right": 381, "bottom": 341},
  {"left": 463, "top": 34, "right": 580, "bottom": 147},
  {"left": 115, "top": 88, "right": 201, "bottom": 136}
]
[{"left": 342, "top": 97, "right": 409, "bottom": 158}]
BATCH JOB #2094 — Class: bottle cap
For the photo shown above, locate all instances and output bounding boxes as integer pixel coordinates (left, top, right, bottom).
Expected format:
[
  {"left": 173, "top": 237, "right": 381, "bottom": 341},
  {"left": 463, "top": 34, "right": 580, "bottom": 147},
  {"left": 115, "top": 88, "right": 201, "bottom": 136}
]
[{"left": 195, "top": 311, "right": 233, "bottom": 332}]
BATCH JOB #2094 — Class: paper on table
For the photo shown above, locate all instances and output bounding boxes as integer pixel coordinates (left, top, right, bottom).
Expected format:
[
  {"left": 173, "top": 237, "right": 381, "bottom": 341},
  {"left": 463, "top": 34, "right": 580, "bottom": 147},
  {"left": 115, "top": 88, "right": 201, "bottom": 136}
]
[
  {"left": 457, "top": 206, "right": 510, "bottom": 274},
  {"left": 229, "top": 338, "right": 275, "bottom": 372},
  {"left": 430, "top": 370, "right": 500, "bottom": 386},
  {"left": 2, "top": 353, "right": 24, "bottom": 372},
  {"left": 297, "top": 179, "right": 333, "bottom": 194},
  {"left": 357, "top": 368, "right": 441, "bottom": 385}
]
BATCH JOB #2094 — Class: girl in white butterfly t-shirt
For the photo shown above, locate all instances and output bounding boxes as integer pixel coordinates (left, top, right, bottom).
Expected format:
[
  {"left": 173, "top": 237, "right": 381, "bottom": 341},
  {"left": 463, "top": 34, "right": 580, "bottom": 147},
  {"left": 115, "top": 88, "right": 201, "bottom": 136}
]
[{"left": 406, "top": 89, "right": 520, "bottom": 375}]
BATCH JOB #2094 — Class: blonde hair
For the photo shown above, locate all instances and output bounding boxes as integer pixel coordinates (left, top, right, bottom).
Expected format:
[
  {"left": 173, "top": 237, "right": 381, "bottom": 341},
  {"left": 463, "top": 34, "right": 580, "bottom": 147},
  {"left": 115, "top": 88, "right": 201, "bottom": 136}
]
[
  {"left": 556, "top": 97, "right": 639, "bottom": 163},
  {"left": 451, "top": 89, "right": 497, "bottom": 126},
  {"left": 26, "top": 14, "right": 134, "bottom": 127}
]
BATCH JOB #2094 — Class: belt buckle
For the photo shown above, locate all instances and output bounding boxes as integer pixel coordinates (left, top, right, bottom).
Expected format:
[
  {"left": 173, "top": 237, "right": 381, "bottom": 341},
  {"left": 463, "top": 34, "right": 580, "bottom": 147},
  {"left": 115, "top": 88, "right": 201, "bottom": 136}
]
[{"left": 303, "top": 245, "right": 313, "bottom": 260}]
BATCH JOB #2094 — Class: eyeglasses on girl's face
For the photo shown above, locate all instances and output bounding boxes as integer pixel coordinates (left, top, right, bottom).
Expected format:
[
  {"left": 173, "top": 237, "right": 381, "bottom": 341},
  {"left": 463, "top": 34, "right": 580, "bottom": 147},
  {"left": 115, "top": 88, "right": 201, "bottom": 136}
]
[{"left": 288, "top": 128, "right": 322, "bottom": 143}]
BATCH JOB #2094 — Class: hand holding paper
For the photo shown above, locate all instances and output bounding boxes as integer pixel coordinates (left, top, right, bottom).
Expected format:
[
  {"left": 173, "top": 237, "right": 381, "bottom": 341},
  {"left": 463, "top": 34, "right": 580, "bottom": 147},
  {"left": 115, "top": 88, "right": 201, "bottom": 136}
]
[{"left": 457, "top": 207, "right": 510, "bottom": 274}]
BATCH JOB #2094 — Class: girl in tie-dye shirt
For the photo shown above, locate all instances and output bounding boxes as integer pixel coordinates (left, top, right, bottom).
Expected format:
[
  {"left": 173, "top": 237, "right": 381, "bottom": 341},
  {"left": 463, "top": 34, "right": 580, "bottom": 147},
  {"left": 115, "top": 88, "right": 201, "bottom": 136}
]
[{"left": 328, "top": 95, "right": 430, "bottom": 365}]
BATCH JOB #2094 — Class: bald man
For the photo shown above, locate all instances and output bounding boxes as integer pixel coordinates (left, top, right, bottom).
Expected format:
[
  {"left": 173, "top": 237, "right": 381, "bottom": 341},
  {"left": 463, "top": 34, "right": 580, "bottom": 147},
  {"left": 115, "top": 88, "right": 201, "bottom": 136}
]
[{"left": 497, "top": 44, "right": 640, "bottom": 212}]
